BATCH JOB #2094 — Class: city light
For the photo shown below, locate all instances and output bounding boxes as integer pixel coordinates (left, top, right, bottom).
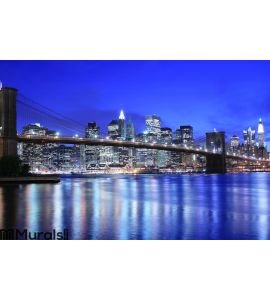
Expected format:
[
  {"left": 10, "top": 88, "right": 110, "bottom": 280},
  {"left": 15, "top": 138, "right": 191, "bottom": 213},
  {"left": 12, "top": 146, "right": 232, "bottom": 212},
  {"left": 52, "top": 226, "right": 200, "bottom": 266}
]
[{"left": 10, "top": 107, "right": 269, "bottom": 173}]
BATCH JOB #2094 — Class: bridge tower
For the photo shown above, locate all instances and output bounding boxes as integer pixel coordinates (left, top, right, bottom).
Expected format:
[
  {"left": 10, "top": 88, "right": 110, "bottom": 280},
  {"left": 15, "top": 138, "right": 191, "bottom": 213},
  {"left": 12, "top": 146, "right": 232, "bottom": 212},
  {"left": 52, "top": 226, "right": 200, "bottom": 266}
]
[
  {"left": 0, "top": 87, "right": 18, "bottom": 158},
  {"left": 205, "top": 131, "right": 226, "bottom": 174}
]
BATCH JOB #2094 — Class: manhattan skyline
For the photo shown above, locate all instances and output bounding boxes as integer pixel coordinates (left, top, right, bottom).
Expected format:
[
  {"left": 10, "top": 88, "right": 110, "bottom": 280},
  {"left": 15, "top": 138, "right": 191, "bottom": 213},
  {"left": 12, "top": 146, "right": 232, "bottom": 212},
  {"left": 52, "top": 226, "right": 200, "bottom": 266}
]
[{"left": 0, "top": 60, "right": 270, "bottom": 141}]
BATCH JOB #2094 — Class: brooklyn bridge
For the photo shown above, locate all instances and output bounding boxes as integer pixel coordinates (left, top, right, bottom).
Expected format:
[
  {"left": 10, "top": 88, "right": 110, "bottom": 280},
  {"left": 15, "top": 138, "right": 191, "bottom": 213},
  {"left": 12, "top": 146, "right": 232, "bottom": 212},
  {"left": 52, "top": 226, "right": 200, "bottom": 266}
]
[{"left": 1, "top": 86, "right": 269, "bottom": 174}]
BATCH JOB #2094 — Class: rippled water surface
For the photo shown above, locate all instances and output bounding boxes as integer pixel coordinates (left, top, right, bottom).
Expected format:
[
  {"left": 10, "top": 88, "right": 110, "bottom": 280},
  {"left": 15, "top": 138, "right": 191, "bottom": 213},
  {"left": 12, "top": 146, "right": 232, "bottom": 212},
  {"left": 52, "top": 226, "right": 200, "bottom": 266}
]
[{"left": 1, "top": 173, "right": 270, "bottom": 239}]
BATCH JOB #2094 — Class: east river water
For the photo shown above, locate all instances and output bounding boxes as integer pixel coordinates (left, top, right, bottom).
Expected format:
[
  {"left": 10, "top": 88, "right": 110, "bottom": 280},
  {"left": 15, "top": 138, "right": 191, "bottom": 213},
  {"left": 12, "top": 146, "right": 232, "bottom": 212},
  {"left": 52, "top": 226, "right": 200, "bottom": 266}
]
[{"left": 1, "top": 173, "right": 270, "bottom": 239}]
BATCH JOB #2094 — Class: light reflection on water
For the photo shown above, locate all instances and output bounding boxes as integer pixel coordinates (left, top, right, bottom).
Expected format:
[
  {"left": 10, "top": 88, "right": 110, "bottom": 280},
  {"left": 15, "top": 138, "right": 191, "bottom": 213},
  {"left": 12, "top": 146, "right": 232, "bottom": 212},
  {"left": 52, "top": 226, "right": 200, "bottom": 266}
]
[{"left": 0, "top": 173, "right": 270, "bottom": 239}]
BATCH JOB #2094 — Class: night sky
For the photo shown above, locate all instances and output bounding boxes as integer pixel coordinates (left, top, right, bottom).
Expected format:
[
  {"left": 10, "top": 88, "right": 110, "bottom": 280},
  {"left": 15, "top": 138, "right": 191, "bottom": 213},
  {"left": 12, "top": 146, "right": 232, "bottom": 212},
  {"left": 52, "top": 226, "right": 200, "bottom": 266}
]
[{"left": 1, "top": 60, "right": 270, "bottom": 142}]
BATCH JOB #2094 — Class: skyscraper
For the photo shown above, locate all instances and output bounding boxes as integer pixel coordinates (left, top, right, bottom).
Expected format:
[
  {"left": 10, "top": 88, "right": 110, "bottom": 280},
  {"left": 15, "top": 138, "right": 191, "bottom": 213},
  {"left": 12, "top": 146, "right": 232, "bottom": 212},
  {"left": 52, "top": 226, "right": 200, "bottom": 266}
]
[
  {"left": 118, "top": 109, "right": 126, "bottom": 140},
  {"left": 126, "top": 120, "right": 135, "bottom": 141},
  {"left": 85, "top": 122, "right": 100, "bottom": 139},
  {"left": 243, "top": 127, "right": 256, "bottom": 146},
  {"left": 179, "top": 126, "right": 194, "bottom": 167},
  {"left": 173, "top": 129, "right": 181, "bottom": 144},
  {"left": 230, "top": 135, "right": 240, "bottom": 153},
  {"left": 158, "top": 128, "right": 172, "bottom": 167},
  {"left": 160, "top": 128, "right": 172, "bottom": 144},
  {"left": 85, "top": 122, "right": 100, "bottom": 169},
  {"left": 108, "top": 120, "right": 120, "bottom": 140},
  {"left": 257, "top": 118, "right": 265, "bottom": 148},
  {"left": 180, "top": 126, "right": 193, "bottom": 146},
  {"left": 243, "top": 127, "right": 256, "bottom": 156},
  {"left": 145, "top": 115, "right": 161, "bottom": 136},
  {"left": 135, "top": 133, "right": 150, "bottom": 167}
]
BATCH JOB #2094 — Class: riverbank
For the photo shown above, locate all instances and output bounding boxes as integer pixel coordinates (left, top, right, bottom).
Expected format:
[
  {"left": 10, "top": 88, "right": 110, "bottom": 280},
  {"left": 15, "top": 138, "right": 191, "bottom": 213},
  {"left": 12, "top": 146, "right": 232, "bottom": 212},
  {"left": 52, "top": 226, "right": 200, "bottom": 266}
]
[{"left": 0, "top": 176, "right": 60, "bottom": 183}]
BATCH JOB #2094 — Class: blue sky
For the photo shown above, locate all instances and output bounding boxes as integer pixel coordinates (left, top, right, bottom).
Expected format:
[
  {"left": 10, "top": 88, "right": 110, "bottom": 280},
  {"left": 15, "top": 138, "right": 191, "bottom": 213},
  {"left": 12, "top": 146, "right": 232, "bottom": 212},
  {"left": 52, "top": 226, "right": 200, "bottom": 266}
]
[{"left": 0, "top": 60, "right": 270, "bottom": 141}]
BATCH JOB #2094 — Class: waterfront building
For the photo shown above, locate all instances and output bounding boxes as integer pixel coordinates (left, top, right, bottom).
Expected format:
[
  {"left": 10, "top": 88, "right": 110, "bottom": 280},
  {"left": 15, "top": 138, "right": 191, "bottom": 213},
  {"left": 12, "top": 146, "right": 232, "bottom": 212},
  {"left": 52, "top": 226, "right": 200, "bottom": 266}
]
[
  {"left": 135, "top": 133, "right": 148, "bottom": 167},
  {"left": 20, "top": 123, "right": 57, "bottom": 172},
  {"left": 144, "top": 132, "right": 159, "bottom": 167},
  {"left": 42, "top": 130, "right": 59, "bottom": 171},
  {"left": 170, "top": 151, "right": 182, "bottom": 169},
  {"left": 85, "top": 145, "right": 100, "bottom": 168},
  {"left": 56, "top": 145, "right": 78, "bottom": 172},
  {"left": 99, "top": 146, "right": 114, "bottom": 166},
  {"left": 118, "top": 147, "right": 129, "bottom": 166},
  {"left": 20, "top": 123, "right": 81, "bottom": 172}
]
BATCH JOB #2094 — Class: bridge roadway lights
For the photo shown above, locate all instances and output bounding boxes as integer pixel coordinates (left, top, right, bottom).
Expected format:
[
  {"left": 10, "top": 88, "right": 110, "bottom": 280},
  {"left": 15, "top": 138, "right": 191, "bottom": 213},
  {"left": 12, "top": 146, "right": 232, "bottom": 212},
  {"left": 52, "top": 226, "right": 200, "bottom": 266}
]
[
  {"left": 206, "top": 154, "right": 227, "bottom": 174},
  {"left": 0, "top": 87, "right": 18, "bottom": 158}
]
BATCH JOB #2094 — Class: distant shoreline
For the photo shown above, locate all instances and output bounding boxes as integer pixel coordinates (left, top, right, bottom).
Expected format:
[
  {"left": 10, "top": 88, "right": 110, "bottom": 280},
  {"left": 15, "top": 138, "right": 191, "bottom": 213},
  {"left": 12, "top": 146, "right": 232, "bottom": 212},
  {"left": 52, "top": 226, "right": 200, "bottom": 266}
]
[{"left": 0, "top": 176, "right": 60, "bottom": 183}]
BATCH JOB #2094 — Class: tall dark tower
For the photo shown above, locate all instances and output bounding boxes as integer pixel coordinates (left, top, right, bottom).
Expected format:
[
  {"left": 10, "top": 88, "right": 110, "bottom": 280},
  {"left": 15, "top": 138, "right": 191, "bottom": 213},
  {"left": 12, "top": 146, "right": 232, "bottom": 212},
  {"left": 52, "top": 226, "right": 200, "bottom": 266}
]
[
  {"left": 205, "top": 131, "right": 226, "bottom": 173},
  {"left": 0, "top": 87, "right": 18, "bottom": 157}
]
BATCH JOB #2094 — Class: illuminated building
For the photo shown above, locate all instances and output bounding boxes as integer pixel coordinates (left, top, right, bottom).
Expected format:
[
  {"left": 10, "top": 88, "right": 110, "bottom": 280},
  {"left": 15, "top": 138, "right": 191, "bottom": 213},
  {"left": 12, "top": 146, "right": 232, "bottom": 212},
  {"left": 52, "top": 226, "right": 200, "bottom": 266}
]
[
  {"left": 173, "top": 129, "right": 181, "bottom": 144},
  {"left": 118, "top": 110, "right": 126, "bottom": 140},
  {"left": 243, "top": 127, "right": 256, "bottom": 156},
  {"left": 126, "top": 120, "right": 135, "bottom": 141},
  {"left": 99, "top": 146, "right": 114, "bottom": 166},
  {"left": 56, "top": 145, "right": 78, "bottom": 172},
  {"left": 160, "top": 128, "right": 172, "bottom": 144},
  {"left": 22, "top": 123, "right": 47, "bottom": 136},
  {"left": 20, "top": 123, "right": 79, "bottom": 172},
  {"left": 20, "top": 123, "right": 52, "bottom": 172},
  {"left": 230, "top": 135, "right": 240, "bottom": 154},
  {"left": 107, "top": 111, "right": 129, "bottom": 166},
  {"left": 257, "top": 118, "right": 268, "bottom": 158},
  {"left": 145, "top": 115, "right": 161, "bottom": 136},
  {"left": 257, "top": 118, "right": 265, "bottom": 148},
  {"left": 142, "top": 116, "right": 161, "bottom": 167},
  {"left": 158, "top": 128, "right": 172, "bottom": 167},
  {"left": 135, "top": 133, "right": 148, "bottom": 167},
  {"left": 85, "top": 122, "right": 100, "bottom": 169},
  {"left": 180, "top": 125, "right": 193, "bottom": 146},
  {"left": 85, "top": 122, "right": 100, "bottom": 139},
  {"left": 117, "top": 111, "right": 129, "bottom": 166},
  {"left": 108, "top": 120, "right": 120, "bottom": 140},
  {"left": 243, "top": 127, "right": 255, "bottom": 146},
  {"left": 179, "top": 126, "right": 194, "bottom": 167}
]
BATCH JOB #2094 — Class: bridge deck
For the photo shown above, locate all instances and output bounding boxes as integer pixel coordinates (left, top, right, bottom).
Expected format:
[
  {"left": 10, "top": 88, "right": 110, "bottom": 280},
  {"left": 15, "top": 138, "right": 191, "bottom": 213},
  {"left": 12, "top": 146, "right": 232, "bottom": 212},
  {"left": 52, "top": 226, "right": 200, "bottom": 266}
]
[{"left": 16, "top": 135, "right": 270, "bottom": 163}]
